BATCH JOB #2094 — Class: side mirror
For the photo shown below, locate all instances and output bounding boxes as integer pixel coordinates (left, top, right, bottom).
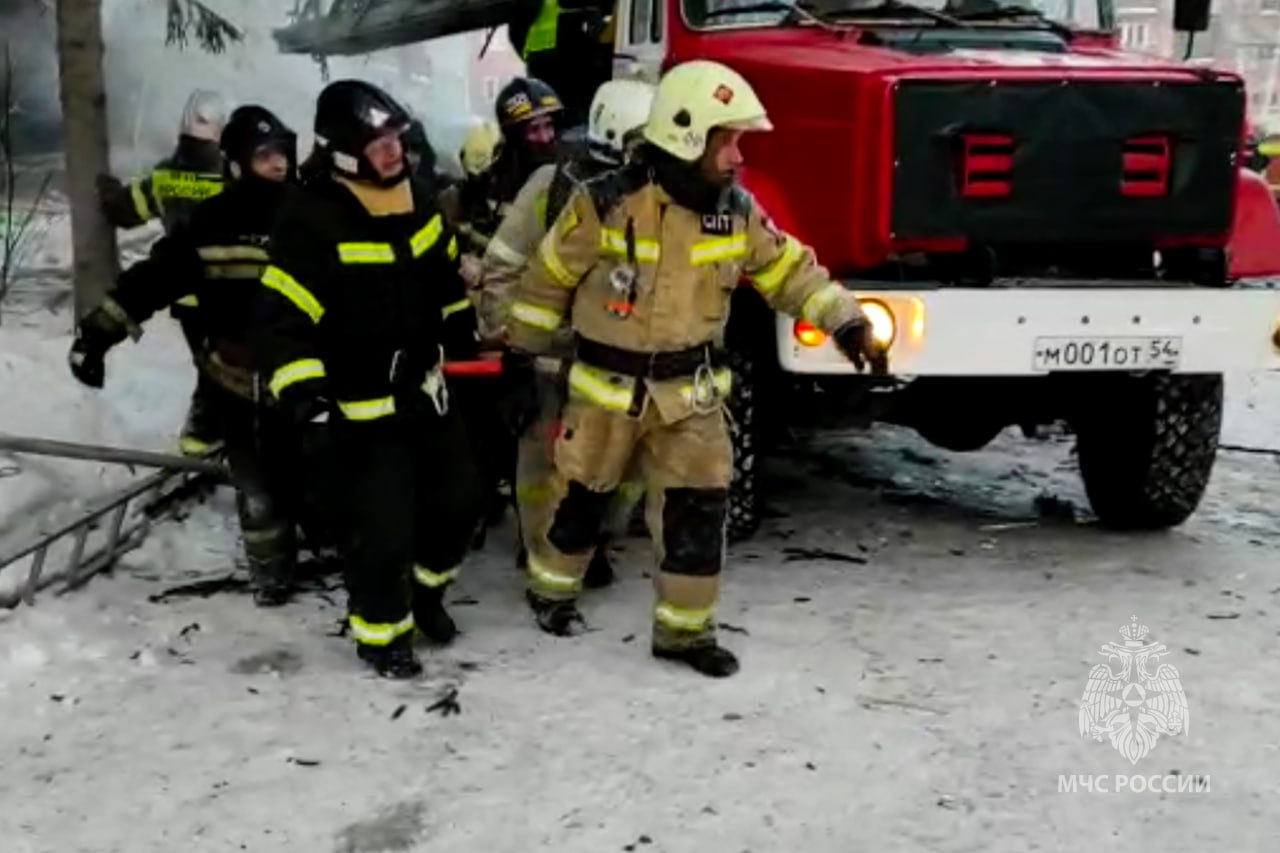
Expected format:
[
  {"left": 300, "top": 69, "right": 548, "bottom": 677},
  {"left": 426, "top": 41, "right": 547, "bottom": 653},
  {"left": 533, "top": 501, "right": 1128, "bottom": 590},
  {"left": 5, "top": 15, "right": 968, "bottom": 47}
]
[{"left": 1173, "top": 0, "right": 1210, "bottom": 32}]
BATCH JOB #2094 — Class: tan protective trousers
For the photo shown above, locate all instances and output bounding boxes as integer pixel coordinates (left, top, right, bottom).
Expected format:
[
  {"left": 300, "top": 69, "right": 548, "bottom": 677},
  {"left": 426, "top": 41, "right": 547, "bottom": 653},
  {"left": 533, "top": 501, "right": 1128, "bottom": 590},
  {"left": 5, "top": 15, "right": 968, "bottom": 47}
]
[
  {"left": 516, "top": 377, "right": 644, "bottom": 557},
  {"left": 526, "top": 395, "right": 732, "bottom": 650}
]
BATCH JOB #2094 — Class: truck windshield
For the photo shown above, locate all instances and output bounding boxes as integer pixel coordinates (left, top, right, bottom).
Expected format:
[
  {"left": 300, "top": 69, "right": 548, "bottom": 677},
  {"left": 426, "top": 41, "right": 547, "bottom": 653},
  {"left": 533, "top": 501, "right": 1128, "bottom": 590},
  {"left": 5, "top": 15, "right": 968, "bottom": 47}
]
[{"left": 685, "top": 0, "right": 1105, "bottom": 31}]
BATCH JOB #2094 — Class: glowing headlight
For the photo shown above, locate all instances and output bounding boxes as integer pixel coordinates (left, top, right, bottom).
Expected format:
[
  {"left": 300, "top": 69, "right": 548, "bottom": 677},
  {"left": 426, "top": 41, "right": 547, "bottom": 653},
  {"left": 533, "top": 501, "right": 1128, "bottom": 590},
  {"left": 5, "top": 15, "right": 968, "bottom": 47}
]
[
  {"left": 859, "top": 299, "right": 896, "bottom": 347},
  {"left": 793, "top": 320, "right": 827, "bottom": 347}
]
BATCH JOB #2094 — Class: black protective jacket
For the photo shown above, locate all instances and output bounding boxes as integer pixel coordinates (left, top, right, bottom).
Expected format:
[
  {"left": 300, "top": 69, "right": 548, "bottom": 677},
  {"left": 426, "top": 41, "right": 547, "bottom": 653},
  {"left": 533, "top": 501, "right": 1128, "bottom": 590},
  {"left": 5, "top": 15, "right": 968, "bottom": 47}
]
[
  {"left": 106, "top": 176, "right": 289, "bottom": 398},
  {"left": 253, "top": 174, "right": 478, "bottom": 421},
  {"left": 100, "top": 135, "right": 226, "bottom": 234}
]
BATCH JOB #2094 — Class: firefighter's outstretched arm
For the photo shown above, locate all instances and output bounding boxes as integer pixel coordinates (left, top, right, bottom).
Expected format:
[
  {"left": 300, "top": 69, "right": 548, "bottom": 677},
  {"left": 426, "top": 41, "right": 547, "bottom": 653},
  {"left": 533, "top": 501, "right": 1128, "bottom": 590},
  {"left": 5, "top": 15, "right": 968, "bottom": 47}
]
[
  {"left": 741, "top": 202, "right": 880, "bottom": 370},
  {"left": 508, "top": 187, "right": 602, "bottom": 355},
  {"left": 253, "top": 216, "right": 331, "bottom": 421},
  {"left": 97, "top": 170, "right": 160, "bottom": 230},
  {"left": 66, "top": 228, "right": 201, "bottom": 388}
]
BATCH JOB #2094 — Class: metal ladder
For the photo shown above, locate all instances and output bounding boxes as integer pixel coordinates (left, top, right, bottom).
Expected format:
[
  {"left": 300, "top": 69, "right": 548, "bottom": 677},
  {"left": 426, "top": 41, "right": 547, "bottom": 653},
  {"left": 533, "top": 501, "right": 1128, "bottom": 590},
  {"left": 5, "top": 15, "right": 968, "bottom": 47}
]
[{"left": 0, "top": 436, "right": 225, "bottom": 609}]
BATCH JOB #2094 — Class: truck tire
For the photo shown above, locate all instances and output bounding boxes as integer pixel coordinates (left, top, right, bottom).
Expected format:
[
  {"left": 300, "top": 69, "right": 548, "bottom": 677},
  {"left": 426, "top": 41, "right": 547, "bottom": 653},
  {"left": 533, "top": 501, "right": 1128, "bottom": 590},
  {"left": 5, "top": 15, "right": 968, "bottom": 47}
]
[
  {"left": 727, "top": 350, "right": 759, "bottom": 543},
  {"left": 1075, "top": 374, "right": 1222, "bottom": 530}
]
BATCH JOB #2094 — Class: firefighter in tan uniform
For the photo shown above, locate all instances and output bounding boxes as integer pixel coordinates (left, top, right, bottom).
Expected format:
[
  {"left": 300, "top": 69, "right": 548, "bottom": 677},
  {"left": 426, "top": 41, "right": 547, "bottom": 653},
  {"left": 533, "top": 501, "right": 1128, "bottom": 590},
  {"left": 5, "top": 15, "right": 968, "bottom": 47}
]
[
  {"left": 507, "top": 61, "right": 883, "bottom": 677},
  {"left": 483, "top": 79, "right": 655, "bottom": 588}
]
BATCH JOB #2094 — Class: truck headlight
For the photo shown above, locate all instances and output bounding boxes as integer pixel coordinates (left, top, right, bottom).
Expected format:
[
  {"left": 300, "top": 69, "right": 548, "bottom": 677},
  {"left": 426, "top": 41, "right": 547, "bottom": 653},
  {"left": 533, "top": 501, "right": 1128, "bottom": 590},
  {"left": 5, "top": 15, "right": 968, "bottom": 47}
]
[{"left": 859, "top": 299, "right": 896, "bottom": 347}]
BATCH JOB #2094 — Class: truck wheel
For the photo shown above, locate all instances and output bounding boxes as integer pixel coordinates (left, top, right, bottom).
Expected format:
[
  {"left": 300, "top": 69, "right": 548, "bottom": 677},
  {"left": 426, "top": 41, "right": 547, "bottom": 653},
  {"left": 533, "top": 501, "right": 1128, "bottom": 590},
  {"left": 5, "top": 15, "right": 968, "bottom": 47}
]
[
  {"left": 1075, "top": 374, "right": 1223, "bottom": 530},
  {"left": 727, "top": 350, "right": 759, "bottom": 543}
]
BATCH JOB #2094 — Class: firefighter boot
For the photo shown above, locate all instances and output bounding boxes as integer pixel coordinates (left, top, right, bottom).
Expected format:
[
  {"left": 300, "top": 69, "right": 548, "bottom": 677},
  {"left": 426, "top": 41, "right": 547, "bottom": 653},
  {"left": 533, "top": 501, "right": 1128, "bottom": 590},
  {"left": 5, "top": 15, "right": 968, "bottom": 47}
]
[
  {"left": 249, "top": 562, "right": 293, "bottom": 608},
  {"left": 243, "top": 524, "right": 294, "bottom": 607},
  {"left": 583, "top": 535, "right": 616, "bottom": 589},
  {"left": 412, "top": 587, "right": 458, "bottom": 645},
  {"left": 525, "top": 591, "right": 586, "bottom": 637},
  {"left": 653, "top": 643, "right": 740, "bottom": 678},
  {"left": 356, "top": 634, "right": 423, "bottom": 680},
  {"left": 178, "top": 379, "right": 224, "bottom": 457}
]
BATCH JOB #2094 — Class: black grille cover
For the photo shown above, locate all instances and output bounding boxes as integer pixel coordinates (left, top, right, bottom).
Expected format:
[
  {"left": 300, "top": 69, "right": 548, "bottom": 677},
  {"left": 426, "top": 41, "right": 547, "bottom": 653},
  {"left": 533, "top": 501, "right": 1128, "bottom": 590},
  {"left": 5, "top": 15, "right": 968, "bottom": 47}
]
[{"left": 889, "top": 78, "right": 1245, "bottom": 243}]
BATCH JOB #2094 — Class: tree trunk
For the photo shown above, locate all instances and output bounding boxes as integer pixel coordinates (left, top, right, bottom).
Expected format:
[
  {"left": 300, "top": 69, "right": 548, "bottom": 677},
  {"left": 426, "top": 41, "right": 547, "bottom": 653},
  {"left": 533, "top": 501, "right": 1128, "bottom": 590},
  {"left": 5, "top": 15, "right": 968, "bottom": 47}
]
[{"left": 55, "top": 0, "right": 117, "bottom": 321}]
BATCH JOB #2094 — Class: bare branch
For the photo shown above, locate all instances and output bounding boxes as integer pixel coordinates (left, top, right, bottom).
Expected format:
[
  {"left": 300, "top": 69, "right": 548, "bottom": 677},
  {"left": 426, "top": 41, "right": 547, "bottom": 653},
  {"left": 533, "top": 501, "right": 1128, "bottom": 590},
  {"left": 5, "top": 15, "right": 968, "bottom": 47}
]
[
  {"left": 165, "top": 0, "right": 245, "bottom": 54},
  {"left": 0, "top": 41, "right": 54, "bottom": 323},
  {"left": 2, "top": 41, "right": 16, "bottom": 311}
]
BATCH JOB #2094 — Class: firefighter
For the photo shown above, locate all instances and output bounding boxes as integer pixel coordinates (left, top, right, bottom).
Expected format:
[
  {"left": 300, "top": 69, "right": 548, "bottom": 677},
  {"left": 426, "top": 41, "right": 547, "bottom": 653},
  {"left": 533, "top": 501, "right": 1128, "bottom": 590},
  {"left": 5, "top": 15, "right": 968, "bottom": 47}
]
[
  {"left": 439, "top": 119, "right": 506, "bottom": 260},
  {"left": 251, "top": 79, "right": 483, "bottom": 679},
  {"left": 481, "top": 79, "right": 656, "bottom": 588},
  {"left": 489, "top": 77, "right": 566, "bottom": 211},
  {"left": 507, "top": 60, "right": 884, "bottom": 677},
  {"left": 440, "top": 82, "right": 567, "bottom": 542},
  {"left": 404, "top": 118, "right": 453, "bottom": 198},
  {"left": 509, "top": 0, "right": 615, "bottom": 126},
  {"left": 97, "top": 89, "right": 228, "bottom": 232},
  {"left": 69, "top": 105, "right": 307, "bottom": 607},
  {"left": 96, "top": 89, "right": 230, "bottom": 460}
]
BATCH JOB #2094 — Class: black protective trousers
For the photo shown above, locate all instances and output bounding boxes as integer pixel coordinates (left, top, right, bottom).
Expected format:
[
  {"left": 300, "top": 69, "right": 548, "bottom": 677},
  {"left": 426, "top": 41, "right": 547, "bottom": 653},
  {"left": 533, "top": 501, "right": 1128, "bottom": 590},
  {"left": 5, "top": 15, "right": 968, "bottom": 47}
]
[
  {"left": 211, "top": 385, "right": 302, "bottom": 587},
  {"left": 334, "top": 405, "right": 483, "bottom": 644}
]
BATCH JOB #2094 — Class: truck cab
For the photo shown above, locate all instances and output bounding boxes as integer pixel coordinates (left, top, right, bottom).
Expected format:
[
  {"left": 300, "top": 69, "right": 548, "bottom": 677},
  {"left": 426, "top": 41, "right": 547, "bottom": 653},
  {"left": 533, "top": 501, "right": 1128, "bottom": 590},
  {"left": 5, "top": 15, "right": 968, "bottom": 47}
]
[{"left": 610, "top": 0, "right": 1280, "bottom": 534}]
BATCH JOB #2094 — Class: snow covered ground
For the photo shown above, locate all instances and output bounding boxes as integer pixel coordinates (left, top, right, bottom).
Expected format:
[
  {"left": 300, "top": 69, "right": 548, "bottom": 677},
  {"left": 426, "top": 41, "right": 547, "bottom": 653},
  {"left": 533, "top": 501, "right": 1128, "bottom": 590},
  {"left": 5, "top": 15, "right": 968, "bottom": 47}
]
[{"left": 2, "top": 214, "right": 1280, "bottom": 851}]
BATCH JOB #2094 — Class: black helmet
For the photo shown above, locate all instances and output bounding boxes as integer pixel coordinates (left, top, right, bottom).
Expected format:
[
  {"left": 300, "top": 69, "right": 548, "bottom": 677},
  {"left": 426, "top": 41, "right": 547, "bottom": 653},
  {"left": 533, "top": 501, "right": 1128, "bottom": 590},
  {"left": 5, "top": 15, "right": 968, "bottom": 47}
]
[
  {"left": 495, "top": 77, "right": 564, "bottom": 135},
  {"left": 313, "top": 79, "right": 411, "bottom": 186},
  {"left": 220, "top": 105, "right": 296, "bottom": 178}
]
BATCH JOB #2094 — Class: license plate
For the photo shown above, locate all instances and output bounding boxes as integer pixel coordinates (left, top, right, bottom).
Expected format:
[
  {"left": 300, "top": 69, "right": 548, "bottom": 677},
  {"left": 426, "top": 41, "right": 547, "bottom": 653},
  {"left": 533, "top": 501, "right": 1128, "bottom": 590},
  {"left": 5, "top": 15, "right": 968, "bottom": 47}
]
[{"left": 1032, "top": 336, "right": 1183, "bottom": 371}]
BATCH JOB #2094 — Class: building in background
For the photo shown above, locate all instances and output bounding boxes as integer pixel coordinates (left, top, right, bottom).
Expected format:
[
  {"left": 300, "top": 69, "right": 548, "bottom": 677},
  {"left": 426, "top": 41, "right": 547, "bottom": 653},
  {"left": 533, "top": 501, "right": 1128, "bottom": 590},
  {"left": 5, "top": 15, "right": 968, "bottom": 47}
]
[{"left": 1116, "top": 0, "right": 1280, "bottom": 131}]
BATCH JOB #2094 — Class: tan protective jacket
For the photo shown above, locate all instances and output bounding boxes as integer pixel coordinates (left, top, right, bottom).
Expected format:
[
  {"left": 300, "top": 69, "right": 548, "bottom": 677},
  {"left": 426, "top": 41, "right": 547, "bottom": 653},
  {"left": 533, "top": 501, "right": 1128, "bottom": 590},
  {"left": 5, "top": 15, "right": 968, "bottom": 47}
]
[
  {"left": 509, "top": 172, "right": 864, "bottom": 424},
  {"left": 478, "top": 163, "right": 556, "bottom": 339}
]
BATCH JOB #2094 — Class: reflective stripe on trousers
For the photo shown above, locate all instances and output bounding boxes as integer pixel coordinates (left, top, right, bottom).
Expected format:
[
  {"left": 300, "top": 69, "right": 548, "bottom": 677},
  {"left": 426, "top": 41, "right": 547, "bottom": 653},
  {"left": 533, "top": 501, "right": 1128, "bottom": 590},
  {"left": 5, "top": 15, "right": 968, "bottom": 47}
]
[
  {"left": 349, "top": 614, "right": 415, "bottom": 646},
  {"left": 655, "top": 602, "right": 714, "bottom": 633},
  {"left": 413, "top": 566, "right": 457, "bottom": 589}
]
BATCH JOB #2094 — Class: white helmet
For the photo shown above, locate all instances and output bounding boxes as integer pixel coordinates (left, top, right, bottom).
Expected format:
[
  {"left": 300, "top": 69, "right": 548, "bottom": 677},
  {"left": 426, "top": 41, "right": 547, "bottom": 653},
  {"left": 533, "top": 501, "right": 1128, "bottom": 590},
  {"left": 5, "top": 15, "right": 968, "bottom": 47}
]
[
  {"left": 587, "top": 79, "right": 656, "bottom": 163},
  {"left": 643, "top": 61, "right": 772, "bottom": 162},
  {"left": 180, "top": 89, "right": 228, "bottom": 142}
]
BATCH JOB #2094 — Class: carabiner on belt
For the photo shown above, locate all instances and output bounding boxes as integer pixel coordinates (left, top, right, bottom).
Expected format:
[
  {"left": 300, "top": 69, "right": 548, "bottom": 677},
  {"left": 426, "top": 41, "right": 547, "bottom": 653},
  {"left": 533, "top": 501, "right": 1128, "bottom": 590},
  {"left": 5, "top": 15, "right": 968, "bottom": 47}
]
[
  {"left": 690, "top": 352, "right": 720, "bottom": 415},
  {"left": 606, "top": 218, "right": 639, "bottom": 320}
]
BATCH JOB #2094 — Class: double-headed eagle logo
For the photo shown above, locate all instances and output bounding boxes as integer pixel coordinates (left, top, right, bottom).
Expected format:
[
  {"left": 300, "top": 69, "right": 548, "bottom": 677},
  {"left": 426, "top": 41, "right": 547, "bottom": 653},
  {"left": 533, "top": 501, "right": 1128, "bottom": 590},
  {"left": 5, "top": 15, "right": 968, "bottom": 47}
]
[{"left": 1078, "top": 616, "right": 1189, "bottom": 765}]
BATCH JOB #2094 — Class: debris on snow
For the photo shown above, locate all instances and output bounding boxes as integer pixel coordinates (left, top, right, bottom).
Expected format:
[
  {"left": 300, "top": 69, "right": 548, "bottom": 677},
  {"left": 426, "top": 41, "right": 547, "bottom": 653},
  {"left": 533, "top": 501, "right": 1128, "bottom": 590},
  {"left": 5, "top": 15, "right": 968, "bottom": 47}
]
[
  {"left": 979, "top": 521, "right": 1038, "bottom": 532},
  {"left": 148, "top": 575, "right": 248, "bottom": 603},
  {"left": 718, "top": 622, "right": 749, "bottom": 635},
  {"left": 781, "top": 547, "right": 868, "bottom": 565},
  {"left": 391, "top": 704, "right": 407, "bottom": 721},
  {"left": 426, "top": 687, "right": 461, "bottom": 717},
  {"left": 1034, "top": 492, "right": 1077, "bottom": 521},
  {"left": 857, "top": 695, "right": 947, "bottom": 716}
]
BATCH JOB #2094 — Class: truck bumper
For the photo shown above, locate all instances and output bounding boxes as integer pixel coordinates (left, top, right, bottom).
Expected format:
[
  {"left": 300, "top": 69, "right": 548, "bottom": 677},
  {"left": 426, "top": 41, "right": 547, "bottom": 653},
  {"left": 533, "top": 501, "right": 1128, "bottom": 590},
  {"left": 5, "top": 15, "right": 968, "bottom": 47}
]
[{"left": 778, "top": 285, "right": 1280, "bottom": 377}]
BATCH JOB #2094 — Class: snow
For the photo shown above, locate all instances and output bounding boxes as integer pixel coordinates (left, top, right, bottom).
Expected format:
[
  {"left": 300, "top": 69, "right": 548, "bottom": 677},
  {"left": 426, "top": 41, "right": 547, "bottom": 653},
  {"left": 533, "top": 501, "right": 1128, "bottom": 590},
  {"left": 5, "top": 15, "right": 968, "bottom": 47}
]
[{"left": 3, "top": 210, "right": 1280, "bottom": 850}]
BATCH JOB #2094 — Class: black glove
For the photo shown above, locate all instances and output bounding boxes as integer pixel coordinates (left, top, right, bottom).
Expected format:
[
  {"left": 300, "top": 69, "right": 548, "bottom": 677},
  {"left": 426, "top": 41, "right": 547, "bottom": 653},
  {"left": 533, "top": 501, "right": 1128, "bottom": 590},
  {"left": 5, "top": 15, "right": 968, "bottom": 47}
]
[
  {"left": 95, "top": 173, "right": 124, "bottom": 205},
  {"left": 498, "top": 349, "right": 542, "bottom": 437},
  {"left": 278, "top": 383, "right": 333, "bottom": 431},
  {"left": 67, "top": 307, "right": 128, "bottom": 389},
  {"left": 832, "top": 318, "right": 887, "bottom": 375},
  {"left": 68, "top": 337, "right": 107, "bottom": 388}
]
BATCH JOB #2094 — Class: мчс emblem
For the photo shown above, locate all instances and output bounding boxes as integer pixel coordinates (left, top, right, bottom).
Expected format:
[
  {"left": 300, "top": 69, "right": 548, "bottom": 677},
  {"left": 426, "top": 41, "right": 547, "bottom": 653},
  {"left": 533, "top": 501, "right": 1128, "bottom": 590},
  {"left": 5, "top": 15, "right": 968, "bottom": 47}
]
[{"left": 1078, "top": 616, "right": 1189, "bottom": 765}]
